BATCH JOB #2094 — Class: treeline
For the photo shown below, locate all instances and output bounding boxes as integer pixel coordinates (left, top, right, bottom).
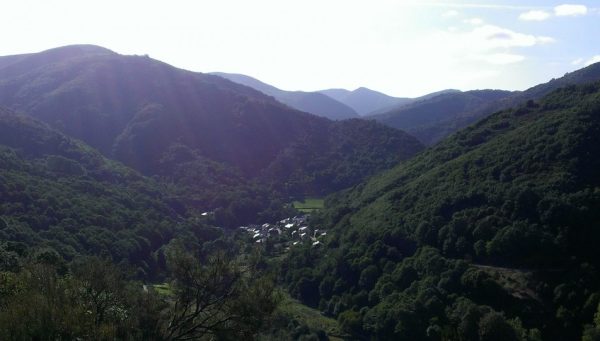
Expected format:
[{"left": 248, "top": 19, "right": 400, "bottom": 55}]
[{"left": 282, "top": 83, "right": 600, "bottom": 340}]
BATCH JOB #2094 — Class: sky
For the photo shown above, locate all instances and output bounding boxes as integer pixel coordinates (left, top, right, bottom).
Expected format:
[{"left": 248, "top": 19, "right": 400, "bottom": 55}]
[{"left": 1, "top": 0, "right": 599, "bottom": 97}]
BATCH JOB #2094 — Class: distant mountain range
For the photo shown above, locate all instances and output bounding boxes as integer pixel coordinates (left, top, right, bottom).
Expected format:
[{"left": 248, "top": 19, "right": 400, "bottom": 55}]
[
  {"left": 370, "top": 62, "right": 600, "bottom": 145},
  {"left": 213, "top": 66, "right": 600, "bottom": 148},
  {"left": 212, "top": 72, "right": 463, "bottom": 118},
  {"left": 316, "top": 87, "right": 458, "bottom": 116},
  {"left": 369, "top": 89, "right": 514, "bottom": 144},
  {"left": 363, "top": 89, "right": 463, "bottom": 116},
  {"left": 318, "top": 87, "right": 412, "bottom": 116},
  {"left": 210, "top": 72, "right": 360, "bottom": 120}
]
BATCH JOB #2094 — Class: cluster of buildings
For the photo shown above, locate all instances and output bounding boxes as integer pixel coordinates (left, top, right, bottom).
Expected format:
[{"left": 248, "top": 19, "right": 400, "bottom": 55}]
[{"left": 238, "top": 215, "right": 328, "bottom": 248}]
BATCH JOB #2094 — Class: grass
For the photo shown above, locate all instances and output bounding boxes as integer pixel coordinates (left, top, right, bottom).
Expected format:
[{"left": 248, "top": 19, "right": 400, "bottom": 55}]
[
  {"left": 151, "top": 283, "right": 174, "bottom": 296},
  {"left": 473, "top": 264, "right": 541, "bottom": 302},
  {"left": 292, "top": 197, "right": 325, "bottom": 213},
  {"left": 276, "top": 292, "right": 345, "bottom": 340}
]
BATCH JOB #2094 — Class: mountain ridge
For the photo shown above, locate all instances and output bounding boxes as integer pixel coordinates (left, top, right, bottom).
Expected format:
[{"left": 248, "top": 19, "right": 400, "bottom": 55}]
[
  {"left": 0, "top": 45, "right": 424, "bottom": 203},
  {"left": 210, "top": 72, "right": 360, "bottom": 120},
  {"left": 369, "top": 89, "right": 514, "bottom": 144},
  {"left": 370, "top": 62, "right": 600, "bottom": 145},
  {"left": 319, "top": 87, "right": 411, "bottom": 116}
]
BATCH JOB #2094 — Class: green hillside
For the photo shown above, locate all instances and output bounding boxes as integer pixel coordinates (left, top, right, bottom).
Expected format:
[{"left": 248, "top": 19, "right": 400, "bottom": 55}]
[
  {"left": 0, "top": 106, "right": 282, "bottom": 339},
  {"left": 0, "top": 107, "right": 195, "bottom": 278},
  {"left": 370, "top": 90, "right": 513, "bottom": 145},
  {"left": 283, "top": 83, "right": 600, "bottom": 340}
]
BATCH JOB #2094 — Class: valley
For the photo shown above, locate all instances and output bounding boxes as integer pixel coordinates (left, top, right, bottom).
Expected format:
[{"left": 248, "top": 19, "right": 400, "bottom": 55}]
[{"left": 0, "top": 43, "right": 599, "bottom": 340}]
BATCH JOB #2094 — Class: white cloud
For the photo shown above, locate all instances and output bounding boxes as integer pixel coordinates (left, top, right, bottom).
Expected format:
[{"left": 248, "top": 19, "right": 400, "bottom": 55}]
[
  {"left": 519, "top": 5, "right": 588, "bottom": 21},
  {"left": 554, "top": 4, "right": 588, "bottom": 16},
  {"left": 472, "top": 25, "right": 555, "bottom": 49},
  {"left": 424, "top": 24, "right": 556, "bottom": 68},
  {"left": 519, "top": 10, "right": 551, "bottom": 21},
  {"left": 442, "top": 10, "right": 459, "bottom": 18},
  {"left": 463, "top": 18, "right": 484, "bottom": 25},
  {"left": 376, "top": 21, "right": 558, "bottom": 95},
  {"left": 585, "top": 55, "right": 600, "bottom": 66},
  {"left": 571, "top": 58, "right": 584, "bottom": 65}
]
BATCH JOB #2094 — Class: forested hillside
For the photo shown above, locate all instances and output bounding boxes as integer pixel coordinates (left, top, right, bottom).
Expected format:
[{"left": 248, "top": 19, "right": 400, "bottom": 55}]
[
  {"left": 0, "top": 106, "right": 283, "bottom": 339},
  {"left": 371, "top": 62, "right": 600, "bottom": 145},
  {"left": 3, "top": 44, "right": 600, "bottom": 341},
  {"left": 4, "top": 0, "right": 599, "bottom": 338},
  {"left": 0, "top": 45, "right": 423, "bottom": 204},
  {"left": 0, "top": 107, "right": 193, "bottom": 278},
  {"left": 283, "top": 83, "right": 600, "bottom": 340},
  {"left": 370, "top": 90, "right": 513, "bottom": 144}
]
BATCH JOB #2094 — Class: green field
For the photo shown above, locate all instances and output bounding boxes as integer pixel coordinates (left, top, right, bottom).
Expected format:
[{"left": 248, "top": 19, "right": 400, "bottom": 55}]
[
  {"left": 151, "top": 283, "right": 173, "bottom": 296},
  {"left": 292, "top": 198, "right": 324, "bottom": 212}
]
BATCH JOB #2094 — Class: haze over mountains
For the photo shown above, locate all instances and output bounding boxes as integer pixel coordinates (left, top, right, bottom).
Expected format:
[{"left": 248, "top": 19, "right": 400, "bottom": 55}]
[
  {"left": 211, "top": 72, "right": 461, "bottom": 118},
  {"left": 318, "top": 87, "right": 412, "bottom": 116},
  {"left": 210, "top": 72, "right": 360, "bottom": 120}
]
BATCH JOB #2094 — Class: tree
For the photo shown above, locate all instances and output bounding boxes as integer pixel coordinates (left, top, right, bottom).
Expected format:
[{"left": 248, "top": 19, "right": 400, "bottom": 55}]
[
  {"left": 478, "top": 311, "right": 520, "bottom": 341},
  {"left": 163, "top": 244, "right": 278, "bottom": 340},
  {"left": 71, "top": 257, "right": 132, "bottom": 338}
]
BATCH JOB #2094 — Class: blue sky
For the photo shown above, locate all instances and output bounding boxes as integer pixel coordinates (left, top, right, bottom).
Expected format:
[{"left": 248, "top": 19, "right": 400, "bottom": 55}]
[{"left": 1, "top": 0, "right": 599, "bottom": 97}]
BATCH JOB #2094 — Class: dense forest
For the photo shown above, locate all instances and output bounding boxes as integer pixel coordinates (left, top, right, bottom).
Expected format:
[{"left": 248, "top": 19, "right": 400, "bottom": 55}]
[
  {"left": 0, "top": 107, "right": 197, "bottom": 277},
  {"left": 283, "top": 83, "right": 600, "bottom": 340},
  {"left": 2, "top": 44, "right": 600, "bottom": 340},
  {"left": 0, "top": 106, "right": 283, "bottom": 339}
]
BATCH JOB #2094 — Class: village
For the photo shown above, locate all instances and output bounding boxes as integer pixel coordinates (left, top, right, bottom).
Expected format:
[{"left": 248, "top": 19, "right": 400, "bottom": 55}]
[{"left": 238, "top": 214, "right": 328, "bottom": 250}]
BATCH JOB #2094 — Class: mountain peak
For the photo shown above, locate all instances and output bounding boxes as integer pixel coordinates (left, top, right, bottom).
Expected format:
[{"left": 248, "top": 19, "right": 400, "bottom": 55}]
[
  {"left": 210, "top": 72, "right": 360, "bottom": 120},
  {"left": 352, "top": 86, "right": 385, "bottom": 94},
  {"left": 39, "top": 44, "right": 116, "bottom": 55},
  {"left": 6, "top": 44, "right": 117, "bottom": 62},
  {"left": 0, "top": 44, "right": 118, "bottom": 77},
  {"left": 320, "top": 87, "right": 410, "bottom": 116}
]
